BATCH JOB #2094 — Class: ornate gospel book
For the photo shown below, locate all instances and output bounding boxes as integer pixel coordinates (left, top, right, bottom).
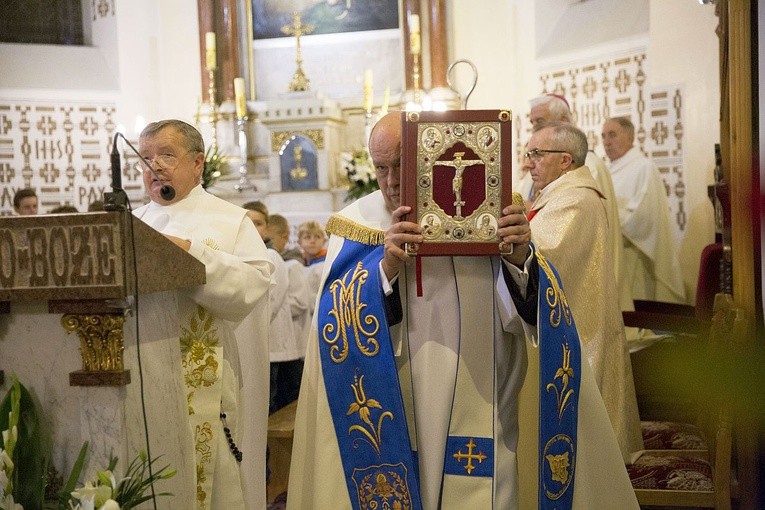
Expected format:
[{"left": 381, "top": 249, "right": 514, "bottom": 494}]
[{"left": 401, "top": 109, "right": 513, "bottom": 256}]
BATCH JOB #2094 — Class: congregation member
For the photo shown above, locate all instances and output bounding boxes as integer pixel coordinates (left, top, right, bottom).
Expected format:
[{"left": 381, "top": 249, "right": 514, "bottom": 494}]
[
  {"left": 133, "top": 119, "right": 272, "bottom": 509},
  {"left": 602, "top": 116, "right": 686, "bottom": 303},
  {"left": 287, "top": 112, "right": 639, "bottom": 509},
  {"left": 244, "top": 202, "right": 306, "bottom": 414},
  {"left": 524, "top": 121, "right": 644, "bottom": 462},
  {"left": 297, "top": 219, "right": 328, "bottom": 313},
  {"left": 13, "top": 188, "right": 38, "bottom": 215},
  {"left": 269, "top": 213, "right": 313, "bottom": 379}
]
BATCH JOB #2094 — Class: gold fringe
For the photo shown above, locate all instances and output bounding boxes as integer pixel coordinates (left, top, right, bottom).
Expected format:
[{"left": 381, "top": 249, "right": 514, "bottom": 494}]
[{"left": 326, "top": 215, "right": 386, "bottom": 246}]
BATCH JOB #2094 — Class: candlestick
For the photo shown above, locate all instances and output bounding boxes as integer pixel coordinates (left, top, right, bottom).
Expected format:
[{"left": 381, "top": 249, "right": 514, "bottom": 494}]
[
  {"left": 363, "top": 69, "right": 373, "bottom": 114},
  {"left": 234, "top": 77, "right": 247, "bottom": 119},
  {"left": 205, "top": 32, "right": 217, "bottom": 71}
]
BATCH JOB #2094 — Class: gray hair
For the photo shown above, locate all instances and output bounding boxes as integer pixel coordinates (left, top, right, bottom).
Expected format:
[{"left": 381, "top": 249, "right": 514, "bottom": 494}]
[
  {"left": 538, "top": 121, "right": 588, "bottom": 168},
  {"left": 529, "top": 94, "right": 572, "bottom": 123},
  {"left": 608, "top": 116, "right": 635, "bottom": 142},
  {"left": 140, "top": 119, "right": 205, "bottom": 154}
]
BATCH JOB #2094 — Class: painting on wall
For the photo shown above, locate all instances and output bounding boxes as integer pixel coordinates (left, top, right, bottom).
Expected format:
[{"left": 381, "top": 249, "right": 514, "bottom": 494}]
[{"left": 252, "top": 0, "right": 399, "bottom": 40}]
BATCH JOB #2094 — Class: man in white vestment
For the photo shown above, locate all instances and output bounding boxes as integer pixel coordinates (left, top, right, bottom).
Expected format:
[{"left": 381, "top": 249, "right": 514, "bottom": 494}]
[
  {"left": 133, "top": 119, "right": 273, "bottom": 510},
  {"left": 525, "top": 122, "right": 644, "bottom": 462},
  {"left": 288, "top": 112, "right": 639, "bottom": 509},
  {"left": 528, "top": 94, "right": 632, "bottom": 314},
  {"left": 602, "top": 116, "right": 686, "bottom": 303}
]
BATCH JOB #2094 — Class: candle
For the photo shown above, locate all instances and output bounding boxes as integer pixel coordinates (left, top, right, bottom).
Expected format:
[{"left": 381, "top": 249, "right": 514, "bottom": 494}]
[
  {"left": 409, "top": 14, "right": 421, "bottom": 55},
  {"left": 363, "top": 69, "right": 373, "bottom": 114},
  {"left": 380, "top": 85, "right": 390, "bottom": 117},
  {"left": 205, "top": 32, "right": 217, "bottom": 70},
  {"left": 234, "top": 77, "right": 247, "bottom": 118}
]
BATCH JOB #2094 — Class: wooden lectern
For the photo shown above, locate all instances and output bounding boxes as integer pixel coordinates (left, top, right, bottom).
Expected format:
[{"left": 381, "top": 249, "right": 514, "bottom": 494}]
[{"left": 0, "top": 210, "right": 204, "bottom": 508}]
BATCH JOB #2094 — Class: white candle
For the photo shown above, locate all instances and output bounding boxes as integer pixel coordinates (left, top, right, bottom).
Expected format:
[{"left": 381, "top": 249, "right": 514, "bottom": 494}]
[
  {"left": 363, "top": 69, "right": 373, "bottom": 113},
  {"left": 205, "top": 32, "right": 217, "bottom": 70},
  {"left": 234, "top": 77, "right": 247, "bottom": 118},
  {"left": 380, "top": 85, "right": 390, "bottom": 116},
  {"left": 409, "top": 14, "right": 421, "bottom": 55}
]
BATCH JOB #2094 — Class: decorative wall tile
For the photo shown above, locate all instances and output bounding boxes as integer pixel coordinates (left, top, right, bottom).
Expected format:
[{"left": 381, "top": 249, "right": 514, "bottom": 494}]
[
  {"left": 526, "top": 46, "right": 685, "bottom": 235},
  {"left": 0, "top": 99, "right": 143, "bottom": 215}
]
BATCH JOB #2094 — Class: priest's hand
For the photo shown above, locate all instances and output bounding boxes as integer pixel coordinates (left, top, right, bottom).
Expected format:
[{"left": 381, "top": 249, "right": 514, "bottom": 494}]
[
  {"left": 497, "top": 204, "right": 531, "bottom": 267},
  {"left": 382, "top": 205, "right": 423, "bottom": 281},
  {"left": 164, "top": 233, "right": 191, "bottom": 252}
]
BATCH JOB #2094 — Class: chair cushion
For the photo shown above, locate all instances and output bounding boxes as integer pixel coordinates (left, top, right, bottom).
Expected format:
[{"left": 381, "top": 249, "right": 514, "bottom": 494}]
[
  {"left": 641, "top": 420, "right": 707, "bottom": 450},
  {"left": 628, "top": 453, "right": 713, "bottom": 491}
]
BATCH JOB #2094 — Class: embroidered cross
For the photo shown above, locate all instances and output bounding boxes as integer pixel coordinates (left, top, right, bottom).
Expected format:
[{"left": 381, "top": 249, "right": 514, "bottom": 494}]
[{"left": 452, "top": 438, "right": 487, "bottom": 475}]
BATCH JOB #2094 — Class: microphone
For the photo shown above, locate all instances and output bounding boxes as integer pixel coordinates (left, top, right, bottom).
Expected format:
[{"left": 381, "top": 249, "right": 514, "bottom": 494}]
[
  {"left": 103, "top": 133, "right": 128, "bottom": 211},
  {"left": 115, "top": 132, "right": 176, "bottom": 201}
]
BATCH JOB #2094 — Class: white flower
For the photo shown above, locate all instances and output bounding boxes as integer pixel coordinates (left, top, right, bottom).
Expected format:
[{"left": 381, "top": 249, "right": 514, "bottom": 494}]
[
  {"left": 1, "top": 492, "right": 23, "bottom": 510},
  {"left": 72, "top": 481, "right": 113, "bottom": 508},
  {"left": 99, "top": 500, "right": 120, "bottom": 510}
]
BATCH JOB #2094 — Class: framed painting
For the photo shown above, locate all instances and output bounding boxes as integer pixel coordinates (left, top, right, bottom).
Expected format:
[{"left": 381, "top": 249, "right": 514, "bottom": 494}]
[
  {"left": 401, "top": 110, "right": 514, "bottom": 256},
  {"left": 253, "top": 0, "right": 399, "bottom": 40}
]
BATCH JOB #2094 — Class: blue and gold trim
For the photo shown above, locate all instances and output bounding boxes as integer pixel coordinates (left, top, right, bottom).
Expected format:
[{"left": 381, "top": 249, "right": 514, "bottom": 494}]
[
  {"left": 537, "top": 250, "right": 581, "bottom": 509},
  {"left": 318, "top": 239, "right": 423, "bottom": 510}
]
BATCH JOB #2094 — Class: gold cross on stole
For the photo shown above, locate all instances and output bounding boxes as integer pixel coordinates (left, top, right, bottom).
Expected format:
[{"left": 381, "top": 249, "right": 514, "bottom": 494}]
[{"left": 452, "top": 438, "right": 487, "bottom": 475}]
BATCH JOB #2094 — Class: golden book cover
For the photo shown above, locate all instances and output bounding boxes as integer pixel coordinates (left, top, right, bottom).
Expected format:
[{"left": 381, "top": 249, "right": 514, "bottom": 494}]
[{"left": 400, "top": 109, "right": 513, "bottom": 256}]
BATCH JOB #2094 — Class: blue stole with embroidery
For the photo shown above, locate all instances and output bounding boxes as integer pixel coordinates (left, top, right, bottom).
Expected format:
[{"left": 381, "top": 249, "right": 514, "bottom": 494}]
[
  {"left": 537, "top": 251, "right": 581, "bottom": 510},
  {"left": 317, "top": 239, "right": 423, "bottom": 510}
]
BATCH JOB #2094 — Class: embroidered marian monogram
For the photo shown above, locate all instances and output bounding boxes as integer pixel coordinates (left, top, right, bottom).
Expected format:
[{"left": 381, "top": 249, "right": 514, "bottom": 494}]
[
  {"left": 323, "top": 261, "right": 381, "bottom": 363},
  {"left": 537, "top": 252, "right": 572, "bottom": 327},
  {"left": 452, "top": 438, "right": 488, "bottom": 475},
  {"left": 347, "top": 371, "right": 394, "bottom": 455}
]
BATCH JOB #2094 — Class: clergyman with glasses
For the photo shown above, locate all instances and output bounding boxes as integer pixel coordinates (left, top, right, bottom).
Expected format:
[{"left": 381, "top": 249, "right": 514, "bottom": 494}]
[
  {"left": 133, "top": 119, "right": 274, "bottom": 509},
  {"left": 523, "top": 121, "right": 644, "bottom": 464}
]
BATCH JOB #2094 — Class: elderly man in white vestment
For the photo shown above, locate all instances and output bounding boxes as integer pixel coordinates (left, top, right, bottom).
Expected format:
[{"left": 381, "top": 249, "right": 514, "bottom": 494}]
[
  {"left": 524, "top": 121, "right": 644, "bottom": 462},
  {"left": 528, "top": 94, "right": 632, "bottom": 315},
  {"left": 602, "top": 116, "right": 686, "bottom": 304},
  {"left": 287, "top": 112, "right": 639, "bottom": 509},
  {"left": 133, "top": 119, "right": 273, "bottom": 510}
]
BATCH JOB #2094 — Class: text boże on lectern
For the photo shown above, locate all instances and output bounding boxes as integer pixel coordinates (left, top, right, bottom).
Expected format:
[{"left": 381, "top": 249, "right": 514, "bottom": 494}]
[{"left": 0, "top": 210, "right": 202, "bottom": 507}]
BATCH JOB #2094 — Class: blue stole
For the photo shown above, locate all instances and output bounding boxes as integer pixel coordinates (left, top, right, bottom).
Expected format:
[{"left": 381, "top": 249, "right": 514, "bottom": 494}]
[
  {"left": 317, "top": 239, "right": 423, "bottom": 510},
  {"left": 537, "top": 250, "right": 581, "bottom": 510}
]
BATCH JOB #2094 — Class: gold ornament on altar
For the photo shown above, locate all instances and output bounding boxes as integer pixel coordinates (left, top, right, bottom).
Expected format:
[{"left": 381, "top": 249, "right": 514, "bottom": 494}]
[{"left": 282, "top": 12, "right": 314, "bottom": 92}]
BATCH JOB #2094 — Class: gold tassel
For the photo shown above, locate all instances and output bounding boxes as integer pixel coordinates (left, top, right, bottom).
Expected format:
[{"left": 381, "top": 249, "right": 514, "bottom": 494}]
[{"left": 326, "top": 215, "right": 386, "bottom": 246}]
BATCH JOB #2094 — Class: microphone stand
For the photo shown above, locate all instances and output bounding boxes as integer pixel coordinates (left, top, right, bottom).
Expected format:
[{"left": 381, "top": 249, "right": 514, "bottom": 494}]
[{"left": 104, "top": 133, "right": 128, "bottom": 211}]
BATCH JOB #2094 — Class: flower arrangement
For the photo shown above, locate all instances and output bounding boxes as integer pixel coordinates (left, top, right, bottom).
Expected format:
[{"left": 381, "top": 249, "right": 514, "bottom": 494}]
[
  {"left": 203, "top": 144, "right": 227, "bottom": 189},
  {"left": 66, "top": 450, "right": 175, "bottom": 510},
  {"left": 0, "top": 377, "right": 175, "bottom": 510},
  {"left": 342, "top": 149, "right": 379, "bottom": 202}
]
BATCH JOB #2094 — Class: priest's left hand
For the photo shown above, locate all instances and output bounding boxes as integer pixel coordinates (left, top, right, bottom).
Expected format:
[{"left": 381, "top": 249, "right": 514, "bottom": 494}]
[{"left": 497, "top": 204, "right": 531, "bottom": 267}]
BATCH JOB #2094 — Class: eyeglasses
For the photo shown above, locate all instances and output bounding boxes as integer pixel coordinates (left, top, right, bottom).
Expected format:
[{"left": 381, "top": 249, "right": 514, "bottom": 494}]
[
  {"left": 134, "top": 152, "right": 191, "bottom": 173},
  {"left": 523, "top": 149, "right": 569, "bottom": 161}
]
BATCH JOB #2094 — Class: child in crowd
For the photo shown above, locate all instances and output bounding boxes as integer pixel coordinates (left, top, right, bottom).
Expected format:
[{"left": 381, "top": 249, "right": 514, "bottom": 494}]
[
  {"left": 243, "top": 202, "right": 305, "bottom": 414},
  {"left": 297, "top": 220, "right": 327, "bottom": 316}
]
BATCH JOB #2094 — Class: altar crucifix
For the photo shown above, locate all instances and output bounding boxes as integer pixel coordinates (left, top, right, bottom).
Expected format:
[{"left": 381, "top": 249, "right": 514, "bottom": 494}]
[
  {"left": 437, "top": 151, "right": 483, "bottom": 220},
  {"left": 282, "top": 12, "right": 314, "bottom": 92}
]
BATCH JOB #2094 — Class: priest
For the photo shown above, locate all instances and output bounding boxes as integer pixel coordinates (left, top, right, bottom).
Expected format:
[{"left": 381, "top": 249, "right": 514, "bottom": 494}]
[
  {"left": 601, "top": 116, "right": 686, "bottom": 303},
  {"left": 133, "top": 119, "right": 273, "bottom": 509},
  {"left": 524, "top": 121, "right": 644, "bottom": 463},
  {"left": 287, "top": 112, "right": 639, "bottom": 509}
]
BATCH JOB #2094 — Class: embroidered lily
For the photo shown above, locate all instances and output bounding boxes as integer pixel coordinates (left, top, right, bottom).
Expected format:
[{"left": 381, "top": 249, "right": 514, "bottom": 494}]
[
  {"left": 546, "top": 343, "right": 575, "bottom": 421},
  {"left": 347, "top": 372, "right": 393, "bottom": 455}
]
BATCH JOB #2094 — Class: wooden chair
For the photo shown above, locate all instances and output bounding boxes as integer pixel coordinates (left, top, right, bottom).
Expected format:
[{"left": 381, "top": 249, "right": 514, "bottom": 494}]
[{"left": 627, "top": 293, "right": 744, "bottom": 510}]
